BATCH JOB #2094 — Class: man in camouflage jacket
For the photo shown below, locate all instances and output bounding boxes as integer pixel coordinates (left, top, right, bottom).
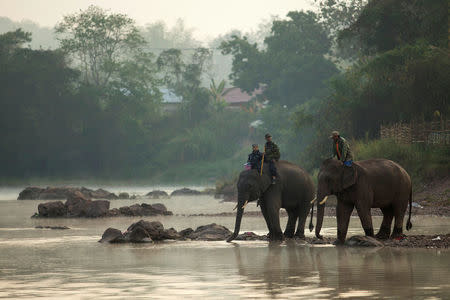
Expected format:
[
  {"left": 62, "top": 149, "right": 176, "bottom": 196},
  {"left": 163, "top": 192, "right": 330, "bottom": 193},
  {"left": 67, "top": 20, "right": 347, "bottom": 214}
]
[
  {"left": 264, "top": 133, "right": 280, "bottom": 184},
  {"left": 331, "top": 131, "right": 353, "bottom": 166}
]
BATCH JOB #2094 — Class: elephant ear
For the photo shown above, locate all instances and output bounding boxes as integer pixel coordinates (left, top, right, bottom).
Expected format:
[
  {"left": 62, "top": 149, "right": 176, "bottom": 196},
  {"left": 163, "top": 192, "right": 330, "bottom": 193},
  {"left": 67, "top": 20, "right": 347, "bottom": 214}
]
[{"left": 342, "top": 165, "right": 357, "bottom": 190}]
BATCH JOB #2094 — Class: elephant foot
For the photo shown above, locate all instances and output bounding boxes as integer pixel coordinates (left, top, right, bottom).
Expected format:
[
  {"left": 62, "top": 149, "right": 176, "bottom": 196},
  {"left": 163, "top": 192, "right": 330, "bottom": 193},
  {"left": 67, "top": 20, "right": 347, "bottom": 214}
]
[
  {"left": 269, "top": 232, "right": 284, "bottom": 241},
  {"left": 315, "top": 233, "right": 323, "bottom": 239},
  {"left": 333, "top": 239, "right": 345, "bottom": 246},
  {"left": 294, "top": 232, "right": 305, "bottom": 240},
  {"left": 283, "top": 231, "right": 295, "bottom": 239},
  {"left": 390, "top": 227, "right": 405, "bottom": 240},
  {"left": 364, "top": 227, "right": 374, "bottom": 237},
  {"left": 375, "top": 226, "right": 391, "bottom": 240}
]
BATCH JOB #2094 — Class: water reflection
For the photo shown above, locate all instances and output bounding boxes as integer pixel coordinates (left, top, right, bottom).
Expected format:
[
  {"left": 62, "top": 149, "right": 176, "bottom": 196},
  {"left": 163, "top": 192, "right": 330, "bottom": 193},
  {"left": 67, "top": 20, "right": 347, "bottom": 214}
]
[{"left": 231, "top": 241, "right": 450, "bottom": 299}]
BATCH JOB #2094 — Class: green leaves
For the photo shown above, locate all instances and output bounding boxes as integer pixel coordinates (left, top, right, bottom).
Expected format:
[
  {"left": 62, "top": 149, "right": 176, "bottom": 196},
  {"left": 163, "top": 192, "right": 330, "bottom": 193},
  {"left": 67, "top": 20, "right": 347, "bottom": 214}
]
[
  {"left": 55, "top": 5, "right": 145, "bottom": 87},
  {"left": 220, "top": 11, "right": 337, "bottom": 107}
]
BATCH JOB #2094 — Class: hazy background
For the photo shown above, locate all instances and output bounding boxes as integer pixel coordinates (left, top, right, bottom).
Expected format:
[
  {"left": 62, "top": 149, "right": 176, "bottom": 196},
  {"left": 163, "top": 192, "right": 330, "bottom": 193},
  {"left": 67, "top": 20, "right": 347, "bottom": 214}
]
[{"left": 0, "top": 0, "right": 312, "bottom": 42}]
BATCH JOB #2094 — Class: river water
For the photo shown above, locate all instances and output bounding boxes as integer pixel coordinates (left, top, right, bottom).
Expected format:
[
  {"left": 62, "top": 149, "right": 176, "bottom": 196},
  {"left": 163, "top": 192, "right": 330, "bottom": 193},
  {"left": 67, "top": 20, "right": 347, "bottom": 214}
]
[{"left": 0, "top": 186, "right": 449, "bottom": 299}]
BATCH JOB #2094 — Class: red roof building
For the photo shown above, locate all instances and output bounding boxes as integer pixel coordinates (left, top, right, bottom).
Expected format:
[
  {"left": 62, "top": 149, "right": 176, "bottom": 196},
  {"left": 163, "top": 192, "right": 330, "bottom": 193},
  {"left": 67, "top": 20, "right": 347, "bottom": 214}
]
[{"left": 222, "top": 86, "right": 264, "bottom": 109}]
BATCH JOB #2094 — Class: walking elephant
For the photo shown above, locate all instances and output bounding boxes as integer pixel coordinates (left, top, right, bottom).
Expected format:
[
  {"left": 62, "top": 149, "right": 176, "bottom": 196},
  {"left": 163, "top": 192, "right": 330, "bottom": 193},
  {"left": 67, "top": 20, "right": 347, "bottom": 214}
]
[
  {"left": 313, "top": 158, "right": 412, "bottom": 244},
  {"left": 227, "top": 160, "right": 315, "bottom": 242}
]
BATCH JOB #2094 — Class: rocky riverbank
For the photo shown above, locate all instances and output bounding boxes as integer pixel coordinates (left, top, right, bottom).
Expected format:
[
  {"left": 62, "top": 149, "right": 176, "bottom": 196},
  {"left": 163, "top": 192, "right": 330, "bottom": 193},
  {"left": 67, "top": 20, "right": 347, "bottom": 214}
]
[
  {"left": 99, "top": 220, "right": 449, "bottom": 248},
  {"left": 18, "top": 186, "right": 121, "bottom": 200}
]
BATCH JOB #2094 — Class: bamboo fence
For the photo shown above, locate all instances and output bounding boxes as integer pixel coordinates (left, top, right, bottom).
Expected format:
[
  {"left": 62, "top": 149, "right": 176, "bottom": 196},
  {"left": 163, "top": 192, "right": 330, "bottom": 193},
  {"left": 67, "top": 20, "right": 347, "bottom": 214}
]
[{"left": 380, "top": 120, "right": 450, "bottom": 145}]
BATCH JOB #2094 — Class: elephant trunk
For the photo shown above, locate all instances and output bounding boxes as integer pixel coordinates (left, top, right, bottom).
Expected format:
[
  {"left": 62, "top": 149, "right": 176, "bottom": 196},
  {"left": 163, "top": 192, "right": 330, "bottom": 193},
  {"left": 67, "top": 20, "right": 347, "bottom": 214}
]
[
  {"left": 315, "top": 192, "right": 329, "bottom": 239},
  {"left": 227, "top": 194, "right": 247, "bottom": 242}
]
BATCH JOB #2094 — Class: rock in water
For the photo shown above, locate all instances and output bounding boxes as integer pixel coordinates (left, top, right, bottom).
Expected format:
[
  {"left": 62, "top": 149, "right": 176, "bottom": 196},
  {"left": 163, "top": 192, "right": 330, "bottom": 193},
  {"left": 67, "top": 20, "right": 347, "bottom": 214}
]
[
  {"left": 345, "top": 235, "right": 384, "bottom": 247},
  {"left": 170, "top": 188, "right": 202, "bottom": 196},
  {"left": 118, "top": 192, "right": 130, "bottom": 199},
  {"left": 126, "top": 226, "right": 152, "bottom": 243},
  {"left": 85, "top": 200, "right": 110, "bottom": 217},
  {"left": 99, "top": 228, "right": 126, "bottom": 243},
  {"left": 146, "top": 190, "right": 169, "bottom": 199},
  {"left": 37, "top": 201, "right": 67, "bottom": 217},
  {"left": 126, "top": 220, "right": 165, "bottom": 240},
  {"left": 189, "top": 223, "right": 232, "bottom": 241}
]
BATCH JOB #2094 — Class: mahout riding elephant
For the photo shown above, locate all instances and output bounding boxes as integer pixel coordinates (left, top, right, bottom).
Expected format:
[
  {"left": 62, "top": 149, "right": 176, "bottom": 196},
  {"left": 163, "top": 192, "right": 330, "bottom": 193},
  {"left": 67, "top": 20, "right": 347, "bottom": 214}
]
[
  {"left": 313, "top": 158, "right": 412, "bottom": 244},
  {"left": 227, "top": 160, "right": 315, "bottom": 242}
]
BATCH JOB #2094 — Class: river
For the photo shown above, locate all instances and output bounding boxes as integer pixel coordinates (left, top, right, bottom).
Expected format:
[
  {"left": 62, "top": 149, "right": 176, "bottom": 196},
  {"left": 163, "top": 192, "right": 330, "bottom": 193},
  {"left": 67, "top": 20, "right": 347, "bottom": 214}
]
[{"left": 0, "top": 186, "right": 449, "bottom": 299}]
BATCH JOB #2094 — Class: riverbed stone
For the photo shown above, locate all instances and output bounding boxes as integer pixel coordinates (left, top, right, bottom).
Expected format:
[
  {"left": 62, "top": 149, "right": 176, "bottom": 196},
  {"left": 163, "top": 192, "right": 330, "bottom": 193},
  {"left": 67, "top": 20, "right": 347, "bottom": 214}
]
[
  {"left": 189, "top": 223, "right": 232, "bottom": 241},
  {"left": 127, "top": 220, "right": 165, "bottom": 240},
  {"left": 345, "top": 235, "right": 384, "bottom": 247},
  {"left": 146, "top": 190, "right": 169, "bottom": 199},
  {"left": 99, "top": 228, "right": 126, "bottom": 243},
  {"left": 37, "top": 201, "right": 67, "bottom": 217},
  {"left": 170, "top": 188, "right": 202, "bottom": 196}
]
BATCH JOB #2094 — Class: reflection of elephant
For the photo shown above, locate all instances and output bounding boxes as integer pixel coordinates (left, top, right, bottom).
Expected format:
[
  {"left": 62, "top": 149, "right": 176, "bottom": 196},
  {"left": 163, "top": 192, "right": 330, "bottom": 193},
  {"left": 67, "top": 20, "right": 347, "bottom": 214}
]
[
  {"left": 314, "top": 159, "right": 412, "bottom": 244},
  {"left": 227, "top": 160, "right": 315, "bottom": 242}
]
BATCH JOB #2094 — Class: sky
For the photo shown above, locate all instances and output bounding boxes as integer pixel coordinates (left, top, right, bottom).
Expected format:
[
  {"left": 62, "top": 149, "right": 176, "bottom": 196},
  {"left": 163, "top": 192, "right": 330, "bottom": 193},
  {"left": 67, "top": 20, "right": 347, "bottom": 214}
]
[{"left": 0, "top": 0, "right": 313, "bottom": 41}]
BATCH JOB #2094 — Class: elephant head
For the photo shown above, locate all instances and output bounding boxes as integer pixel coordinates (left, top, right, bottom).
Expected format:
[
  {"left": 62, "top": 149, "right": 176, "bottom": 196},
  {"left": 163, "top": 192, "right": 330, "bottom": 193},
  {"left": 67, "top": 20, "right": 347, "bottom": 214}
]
[
  {"left": 314, "top": 159, "right": 357, "bottom": 239},
  {"left": 227, "top": 168, "right": 272, "bottom": 242}
]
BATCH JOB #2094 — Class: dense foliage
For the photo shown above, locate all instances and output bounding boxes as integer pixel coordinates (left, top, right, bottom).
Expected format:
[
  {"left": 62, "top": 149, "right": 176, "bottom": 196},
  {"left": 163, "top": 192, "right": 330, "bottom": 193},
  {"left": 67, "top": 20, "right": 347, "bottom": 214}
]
[{"left": 0, "top": 1, "right": 448, "bottom": 184}]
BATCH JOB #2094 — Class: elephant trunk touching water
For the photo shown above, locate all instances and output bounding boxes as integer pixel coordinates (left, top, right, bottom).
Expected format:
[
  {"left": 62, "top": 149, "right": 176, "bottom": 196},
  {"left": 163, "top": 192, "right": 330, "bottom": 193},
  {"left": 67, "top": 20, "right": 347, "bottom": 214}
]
[
  {"left": 227, "top": 192, "right": 248, "bottom": 242},
  {"left": 227, "top": 160, "right": 315, "bottom": 243}
]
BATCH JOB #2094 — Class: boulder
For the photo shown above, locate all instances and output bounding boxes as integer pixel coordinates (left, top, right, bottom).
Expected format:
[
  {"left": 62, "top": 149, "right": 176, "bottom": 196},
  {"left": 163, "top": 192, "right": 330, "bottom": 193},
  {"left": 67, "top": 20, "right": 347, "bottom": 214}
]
[
  {"left": 99, "top": 228, "right": 126, "bottom": 243},
  {"left": 151, "top": 203, "right": 172, "bottom": 215},
  {"left": 235, "top": 232, "right": 267, "bottom": 241},
  {"left": 85, "top": 200, "right": 110, "bottom": 217},
  {"left": 162, "top": 228, "right": 181, "bottom": 240},
  {"left": 18, "top": 187, "right": 42, "bottom": 200},
  {"left": 118, "top": 192, "right": 130, "bottom": 199},
  {"left": 125, "top": 226, "right": 153, "bottom": 243},
  {"left": 65, "top": 192, "right": 91, "bottom": 217},
  {"left": 37, "top": 201, "right": 67, "bottom": 217},
  {"left": 146, "top": 190, "right": 169, "bottom": 199},
  {"left": 127, "top": 220, "right": 165, "bottom": 240},
  {"left": 189, "top": 223, "right": 232, "bottom": 241},
  {"left": 89, "top": 188, "right": 118, "bottom": 200},
  {"left": 344, "top": 235, "right": 384, "bottom": 247},
  {"left": 170, "top": 188, "right": 202, "bottom": 196},
  {"left": 119, "top": 206, "right": 133, "bottom": 216},
  {"left": 179, "top": 228, "right": 194, "bottom": 238}
]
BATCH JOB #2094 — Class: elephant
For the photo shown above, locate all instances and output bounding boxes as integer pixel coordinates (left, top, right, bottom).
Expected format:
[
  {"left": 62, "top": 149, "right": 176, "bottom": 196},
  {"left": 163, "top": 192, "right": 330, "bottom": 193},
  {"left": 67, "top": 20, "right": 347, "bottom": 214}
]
[
  {"left": 313, "top": 158, "right": 412, "bottom": 244},
  {"left": 227, "top": 160, "right": 315, "bottom": 242}
]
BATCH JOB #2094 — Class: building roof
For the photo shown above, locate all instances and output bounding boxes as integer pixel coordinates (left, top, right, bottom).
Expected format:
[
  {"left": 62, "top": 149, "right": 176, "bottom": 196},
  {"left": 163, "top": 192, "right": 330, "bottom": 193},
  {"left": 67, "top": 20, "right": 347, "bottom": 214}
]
[{"left": 222, "top": 86, "right": 264, "bottom": 104}]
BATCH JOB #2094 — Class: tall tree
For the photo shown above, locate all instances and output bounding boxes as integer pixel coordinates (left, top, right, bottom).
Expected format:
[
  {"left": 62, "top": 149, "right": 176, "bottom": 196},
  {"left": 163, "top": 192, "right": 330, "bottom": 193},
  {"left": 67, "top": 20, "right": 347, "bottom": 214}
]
[
  {"left": 220, "top": 11, "right": 338, "bottom": 107},
  {"left": 55, "top": 5, "right": 145, "bottom": 86}
]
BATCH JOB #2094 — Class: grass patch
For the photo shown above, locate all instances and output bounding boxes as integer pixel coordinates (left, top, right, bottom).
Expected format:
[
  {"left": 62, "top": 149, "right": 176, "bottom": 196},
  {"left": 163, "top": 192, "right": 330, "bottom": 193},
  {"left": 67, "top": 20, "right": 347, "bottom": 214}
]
[{"left": 353, "top": 138, "right": 450, "bottom": 189}]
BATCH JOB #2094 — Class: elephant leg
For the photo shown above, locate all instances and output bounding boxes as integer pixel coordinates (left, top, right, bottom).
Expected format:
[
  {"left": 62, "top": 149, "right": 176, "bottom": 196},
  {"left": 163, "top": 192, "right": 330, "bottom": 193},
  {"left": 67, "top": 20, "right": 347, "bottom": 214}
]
[
  {"left": 294, "top": 203, "right": 310, "bottom": 239},
  {"left": 284, "top": 210, "right": 297, "bottom": 238},
  {"left": 266, "top": 201, "right": 283, "bottom": 241},
  {"left": 391, "top": 208, "right": 406, "bottom": 239},
  {"left": 355, "top": 200, "right": 374, "bottom": 237},
  {"left": 336, "top": 201, "right": 354, "bottom": 244},
  {"left": 259, "top": 200, "right": 272, "bottom": 238},
  {"left": 376, "top": 207, "right": 393, "bottom": 239}
]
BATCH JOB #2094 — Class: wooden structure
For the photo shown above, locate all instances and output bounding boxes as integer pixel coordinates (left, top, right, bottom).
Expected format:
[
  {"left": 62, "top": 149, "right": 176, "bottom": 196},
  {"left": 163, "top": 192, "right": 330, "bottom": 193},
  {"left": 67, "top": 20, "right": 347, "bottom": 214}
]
[{"left": 380, "top": 121, "right": 450, "bottom": 145}]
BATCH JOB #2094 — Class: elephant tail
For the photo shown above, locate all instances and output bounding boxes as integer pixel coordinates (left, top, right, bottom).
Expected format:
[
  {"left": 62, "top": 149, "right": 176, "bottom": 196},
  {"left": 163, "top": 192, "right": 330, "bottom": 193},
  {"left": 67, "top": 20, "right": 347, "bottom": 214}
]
[{"left": 406, "top": 188, "right": 412, "bottom": 231}]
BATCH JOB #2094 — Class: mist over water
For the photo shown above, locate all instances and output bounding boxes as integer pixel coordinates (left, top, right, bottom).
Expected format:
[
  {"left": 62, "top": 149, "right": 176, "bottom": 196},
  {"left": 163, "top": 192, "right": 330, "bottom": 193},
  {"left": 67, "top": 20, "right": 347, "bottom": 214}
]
[{"left": 0, "top": 188, "right": 449, "bottom": 299}]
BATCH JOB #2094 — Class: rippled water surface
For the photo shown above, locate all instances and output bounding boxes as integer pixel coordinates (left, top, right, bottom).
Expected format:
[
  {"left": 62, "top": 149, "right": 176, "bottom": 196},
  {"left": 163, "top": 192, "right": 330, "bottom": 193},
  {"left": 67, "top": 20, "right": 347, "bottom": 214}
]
[{"left": 0, "top": 186, "right": 449, "bottom": 299}]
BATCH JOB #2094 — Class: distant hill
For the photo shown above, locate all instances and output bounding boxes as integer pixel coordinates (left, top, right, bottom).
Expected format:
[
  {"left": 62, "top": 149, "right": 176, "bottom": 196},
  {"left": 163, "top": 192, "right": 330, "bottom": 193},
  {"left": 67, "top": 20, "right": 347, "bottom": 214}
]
[{"left": 0, "top": 16, "right": 58, "bottom": 49}]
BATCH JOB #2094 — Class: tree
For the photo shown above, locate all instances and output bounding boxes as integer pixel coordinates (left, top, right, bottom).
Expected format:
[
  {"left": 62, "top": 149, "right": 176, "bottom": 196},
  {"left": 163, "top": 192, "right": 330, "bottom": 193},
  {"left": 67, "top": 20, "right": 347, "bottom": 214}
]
[
  {"left": 220, "top": 11, "right": 338, "bottom": 107},
  {"left": 55, "top": 5, "right": 145, "bottom": 86},
  {"left": 337, "top": 0, "right": 448, "bottom": 56}
]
